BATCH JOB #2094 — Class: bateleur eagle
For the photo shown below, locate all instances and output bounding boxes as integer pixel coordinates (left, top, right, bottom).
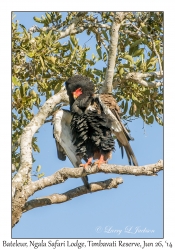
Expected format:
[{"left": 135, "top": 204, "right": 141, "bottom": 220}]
[{"left": 65, "top": 75, "right": 138, "bottom": 168}]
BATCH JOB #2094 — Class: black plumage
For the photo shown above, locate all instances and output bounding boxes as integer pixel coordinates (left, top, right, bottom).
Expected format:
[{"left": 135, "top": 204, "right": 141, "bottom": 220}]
[
  {"left": 65, "top": 75, "right": 138, "bottom": 167},
  {"left": 53, "top": 109, "right": 89, "bottom": 188}
]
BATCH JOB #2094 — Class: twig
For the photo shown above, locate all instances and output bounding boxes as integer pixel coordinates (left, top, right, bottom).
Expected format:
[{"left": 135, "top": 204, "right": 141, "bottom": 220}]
[
  {"left": 23, "top": 177, "right": 123, "bottom": 212},
  {"left": 151, "top": 38, "right": 163, "bottom": 75},
  {"left": 114, "top": 72, "right": 163, "bottom": 88},
  {"left": 44, "top": 119, "right": 53, "bottom": 123}
]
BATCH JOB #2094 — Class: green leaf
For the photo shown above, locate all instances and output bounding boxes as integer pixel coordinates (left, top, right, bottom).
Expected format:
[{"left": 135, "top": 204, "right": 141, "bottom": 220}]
[
  {"left": 33, "top": 16, "right": 45, "bottom": 23},
  {"left": 46, "top": 56, "right": 56, "bottom": 64},
  {"left": 51, "top": 65, "right": 59, "bottom": 73},
  {"left": 46, "top": 90, "right": 52, "bottom": 100},
  {"left": 24, "top": 109, "right": 32, "bottom": 119},
  {"left": 96, "top": 45, "right": 102, "bottom": 59},
  {"left": 38, "top": 173, "right": 45, "bottom": 179},
  {"left": 45, "top": 12, "right": 52, "bottom": 22},
  {"left": 93, "top": 68, "right": 102, "bottom": 76},
  {"left": 15, "top": 89, "right": 21, "bottom": 97},
  {"left": 70, "top": 35, "right": 78, "bottom": 46},
  {"left": 119, "top": 67, "right": 124, "bottom": 76},
  {"left": 36, "top": 96, "right": 41, "bottom": 106},
  {"left": 46, "top": 29, "right": 52, "bottom": 45},
  {"left": 102, "top": 30, "right": 109, "bottom": 41},
  {"left": 22, "top": 82, "right": 28, "bottom": 95},
  {"left": 144, "top": 106, "right": 151, "bottom": 116},
  {"left": 123, "top": 55, "right": 134, "bottom": 65},
  {"left": 27, "top": 51, "right": 35, "bottom": 58},
  {"left": 129, "top": 105, "right": 133, "bottom": 116},
  {"left": 53, "top": 42, "right": 61, "bottom": 48},
  {"left": 130, "top": 38, "right": 143, "bottom": 48},
  {"left": 29, "top": 90, "right": 37, "bottom": 97},
  {"left": 103, "top": 52, "right": 107, "bottom": 62},
  {"left": 132, "top": 93, "right": 139, "bottom": 101},
  {"left": 19, "top": 24, "right": 28, "bottom": 35},
  {"left": 141, "top": 23, "right": 149, "bottom": 34},
  {"left": 122, "top": 63, "right": 131, "bottom": 68},
  {"left": 123, "top": 101, "right": 128, "bottom": 114},
  {"left": 54, "top": 82, "right": 62, "bottom": 94},
  {"left": 40, "top": 56, "right": 45, "bottom": 69},
  {"left": 147, "top": 58, "right": 158, "bottom": 68},
  {"left": 33, "top": 143, "right": 40, "bottom": 152},
  {"left": 12, "top": 76, "right": 21, "bottom": 86},
  {"left": 132, "top": 48, "right": 144, "bottom": 57},
  {"left": 36, "top": 165, "right": 41, "bottom": 172},
  {"left": 147, "top": 115, "right": 154, "bottom": 124}
]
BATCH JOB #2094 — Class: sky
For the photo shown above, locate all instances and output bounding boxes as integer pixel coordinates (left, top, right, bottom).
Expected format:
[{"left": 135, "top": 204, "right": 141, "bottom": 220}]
[{"left": 11, "top": 12, "right": 164, "bottom": 239}]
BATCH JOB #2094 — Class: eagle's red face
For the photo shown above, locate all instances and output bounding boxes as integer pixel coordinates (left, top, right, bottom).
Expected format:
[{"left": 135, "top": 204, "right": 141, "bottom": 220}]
[{"left": 72, "top": 87, "right": 82, "bottom": 99}]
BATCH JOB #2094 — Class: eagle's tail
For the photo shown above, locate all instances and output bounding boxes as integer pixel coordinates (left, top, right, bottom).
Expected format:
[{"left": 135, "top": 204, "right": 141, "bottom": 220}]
[
  {"left": 115, "top": 131, "right": 138, "bottom": 166},
  {"left": 124, "top": 143, "right": 138, "bottom": 166}
]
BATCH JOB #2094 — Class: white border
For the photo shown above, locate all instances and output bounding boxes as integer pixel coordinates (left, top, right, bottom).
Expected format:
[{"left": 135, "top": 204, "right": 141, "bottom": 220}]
[{"left": 1, "top": 1, "right": 174, "bottom": 249}]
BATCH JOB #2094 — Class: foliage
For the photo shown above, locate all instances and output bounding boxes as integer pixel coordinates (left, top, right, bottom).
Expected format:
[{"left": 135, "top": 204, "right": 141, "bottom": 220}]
[{"left": 12, "top": 12, "right": 163, "bottom": 170}]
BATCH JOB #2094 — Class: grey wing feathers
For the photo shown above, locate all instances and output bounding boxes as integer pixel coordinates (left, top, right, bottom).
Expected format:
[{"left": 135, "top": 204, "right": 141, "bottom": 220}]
[
  {"left": 98, "top": 94, "right": 138, "bottom": 166},
  {"left": 55, "top": 139, "right": 66, "bottom": 161}
]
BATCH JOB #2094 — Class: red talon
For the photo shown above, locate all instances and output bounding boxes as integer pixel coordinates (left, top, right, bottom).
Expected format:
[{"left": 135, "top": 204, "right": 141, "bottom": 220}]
[
  {"left": 94, "top": 154, "right": 106, "bottom": 168},
  {"left": 79, "top": 157, "right": 93, "bottom": 168}
]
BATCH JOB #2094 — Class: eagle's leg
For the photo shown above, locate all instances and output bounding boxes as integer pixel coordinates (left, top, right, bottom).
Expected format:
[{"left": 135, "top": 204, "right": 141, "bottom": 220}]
[
  {"left": 94, "top": 154, "right": 107, "bottom": 169},
  {"left": 79, "top": 157, "right": 93, "bottom": 168}
]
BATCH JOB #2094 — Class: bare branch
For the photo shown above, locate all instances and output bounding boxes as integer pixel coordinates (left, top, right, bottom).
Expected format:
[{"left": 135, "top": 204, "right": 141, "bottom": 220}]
[
  {"left": 129, "top": 22, "right": 142, "bottom": 34},
  {"left": 100, "top": 12, "right": 126, "bottom": 94},
  {"left": 24, "top": 160, "right": 163, "bottom": 197},
  {"left": 12, "top": 164, "right": 16, "bottom": 173},
  {"left": 12, "top": 159, "right": 163, "bottom": 227},
  {"left": 58, "top": 22, "right": 110, "bottom": 40},
  {"left": 34, "top": 18, "right": 110, "bottom": 40},
  {"left": 23, "top": 177, "right": 123, "bottom": 212},
  {"left": 44, "top": 119, "right": 53, "bottom": 123},
  {"left": 123, "top": 30, "right": 141, "bottom": 39},
  {"left": 113, "top": 72, "right": 163, "bottom": 88},
  {"left": 124, "top": 72, "right": 163, "bottom": 87}
]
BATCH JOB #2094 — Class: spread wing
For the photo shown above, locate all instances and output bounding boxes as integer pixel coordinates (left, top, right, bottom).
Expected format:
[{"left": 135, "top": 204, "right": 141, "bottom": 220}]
[
  {"left": 52, "top": 109, "right": 89, "bottom": 188},
  {"left": 98, "top": 94, "right": 138, "bottom": 166}
]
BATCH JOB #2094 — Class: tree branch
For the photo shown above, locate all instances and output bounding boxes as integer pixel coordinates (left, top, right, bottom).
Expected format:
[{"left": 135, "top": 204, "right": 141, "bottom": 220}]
[
  {"left": 123, "top": 29, "right": 141, "bottom": 39},
  {"left": 12, "top": 88, "right": 69, "bottom": 196},
  {"left": 125, "top": 72, "right": 163, "bottom": 87},
  {"left": 12, "top": 164, "right": 16, "bottom": 173},
  {"left": 23, "top": 160, "right": 163, "bottom": 198},
  {"left": 113, "top": 72, "right": 163, "bottom": 88},
  {"left": 100, "top": 12, "right": 126, "bottom": 94},
  {"left": 58, "top": 22, "right": 110, "bottom": 40},
  {"left": 31, "top": 17, "right": 110, "bottom": 40},
  {"left": 151, "top": 38, "right": 163, "bottom": 75},
  {"left": 23, "top": 177, "right": 123, "bottom": 212}
]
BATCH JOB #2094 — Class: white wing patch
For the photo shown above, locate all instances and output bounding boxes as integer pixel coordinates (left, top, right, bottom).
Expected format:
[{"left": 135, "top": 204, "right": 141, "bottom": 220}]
[{"left": 53, "top": 110, "right": 81, "bottom": 167}]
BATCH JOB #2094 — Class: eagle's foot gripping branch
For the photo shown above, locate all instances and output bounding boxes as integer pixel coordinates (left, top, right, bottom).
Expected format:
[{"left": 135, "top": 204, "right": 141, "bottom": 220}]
[
  {"left": 79, "top": 157, "right": 93, "bottom": 169},
  {"left": 93, "top": 155, "right": 107, "bottom": 169}
]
